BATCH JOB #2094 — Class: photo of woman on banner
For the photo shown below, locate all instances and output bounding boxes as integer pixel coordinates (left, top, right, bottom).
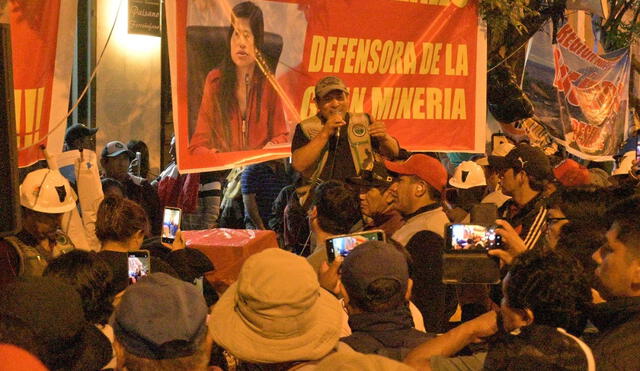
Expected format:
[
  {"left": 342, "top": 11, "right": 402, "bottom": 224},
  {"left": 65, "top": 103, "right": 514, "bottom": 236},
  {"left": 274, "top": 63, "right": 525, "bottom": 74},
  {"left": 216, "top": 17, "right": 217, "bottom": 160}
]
[{"left": 188, "top": 1, "right": 289, "bottom": 155}]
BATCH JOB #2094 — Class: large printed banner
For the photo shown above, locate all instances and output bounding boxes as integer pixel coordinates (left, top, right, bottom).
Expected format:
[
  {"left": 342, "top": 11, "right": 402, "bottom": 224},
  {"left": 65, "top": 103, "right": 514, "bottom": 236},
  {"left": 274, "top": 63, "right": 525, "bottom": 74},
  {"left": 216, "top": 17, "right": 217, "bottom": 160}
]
[
  {"left": 524, "top": 24, "right": 630, "bottom": 161},
  {"left": 11, "top": 0, "right": 77, "bottom": 167},
  {"left": 167, "top": 0, "right": 486, "bottom": 172}
]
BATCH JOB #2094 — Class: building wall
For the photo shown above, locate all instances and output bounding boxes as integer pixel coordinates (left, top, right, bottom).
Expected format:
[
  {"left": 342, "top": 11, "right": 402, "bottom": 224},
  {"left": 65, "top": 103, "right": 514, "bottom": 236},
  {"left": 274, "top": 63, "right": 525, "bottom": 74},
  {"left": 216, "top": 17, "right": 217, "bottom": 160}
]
[{"left": 95, "top": 0, "right": 161, "bottom": 179}]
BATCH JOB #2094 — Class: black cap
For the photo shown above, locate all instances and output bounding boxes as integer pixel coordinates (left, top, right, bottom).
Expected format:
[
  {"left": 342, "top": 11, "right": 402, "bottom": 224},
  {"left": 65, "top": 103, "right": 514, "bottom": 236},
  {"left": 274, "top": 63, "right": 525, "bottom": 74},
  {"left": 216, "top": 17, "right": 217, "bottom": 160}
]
[
  {"left": 347, "top": 162, "right": 395, "bottom": 189},
  {"left": 488, "top": 143, "right": 553, "bottom": 181},
  {"left": 65, "top": 124, "right": 98, "bottom": 147}
]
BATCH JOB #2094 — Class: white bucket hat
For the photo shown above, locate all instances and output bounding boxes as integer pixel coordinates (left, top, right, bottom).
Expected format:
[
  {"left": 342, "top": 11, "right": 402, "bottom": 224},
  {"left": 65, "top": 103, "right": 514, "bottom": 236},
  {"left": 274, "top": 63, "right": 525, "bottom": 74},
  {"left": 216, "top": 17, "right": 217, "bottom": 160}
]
[{"left": 210, "top": 248, "right": 342, "bottom": 363}]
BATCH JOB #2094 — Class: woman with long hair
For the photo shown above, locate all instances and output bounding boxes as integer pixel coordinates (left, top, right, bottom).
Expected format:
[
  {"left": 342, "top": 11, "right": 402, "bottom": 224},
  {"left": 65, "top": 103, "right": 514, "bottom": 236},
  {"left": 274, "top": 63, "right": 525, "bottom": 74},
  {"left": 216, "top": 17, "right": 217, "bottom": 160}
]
[{"left": 189, "top": 1, "right": 289, "bottom": 153}]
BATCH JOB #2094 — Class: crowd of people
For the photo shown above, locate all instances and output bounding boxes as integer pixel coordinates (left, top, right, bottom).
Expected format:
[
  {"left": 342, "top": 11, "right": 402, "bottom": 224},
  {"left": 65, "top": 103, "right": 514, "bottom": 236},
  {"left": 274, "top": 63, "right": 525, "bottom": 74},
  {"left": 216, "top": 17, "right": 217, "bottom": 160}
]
[{"left": 1, "top": 72, "right": 640, "bottom": 371}]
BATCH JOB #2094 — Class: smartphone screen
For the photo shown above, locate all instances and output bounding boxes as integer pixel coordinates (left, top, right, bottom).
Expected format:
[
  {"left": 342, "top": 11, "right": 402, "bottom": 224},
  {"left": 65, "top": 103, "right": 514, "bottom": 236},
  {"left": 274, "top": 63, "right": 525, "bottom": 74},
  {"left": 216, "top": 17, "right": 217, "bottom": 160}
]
[
  {"left": 326, "top": 230, "right": 385, "bottom": 262},
  {"left": 128, "top": 250, "right": 150, "bottom": 285},
  {"left": 635, "top": 136, "right": 640, "bottom": 163},
  {"left": 446, "top": 224, "right": 501, "bottom": 251},
  {"left": 162, "top": 207, "right": 182, "bottom": 243}
]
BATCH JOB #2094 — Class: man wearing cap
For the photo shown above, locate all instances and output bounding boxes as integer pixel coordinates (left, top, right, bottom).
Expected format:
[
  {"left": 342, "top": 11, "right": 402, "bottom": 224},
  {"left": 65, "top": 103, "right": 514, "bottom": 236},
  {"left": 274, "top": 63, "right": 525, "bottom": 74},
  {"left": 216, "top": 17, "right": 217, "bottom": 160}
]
[
  {"left": 64, "top": 123, "right": 98, "bottom": 151},
  {"left": 385, "top": 154, "right": 456, "bottom": 333},
  {"left": 0, "top": 169, "right": 77, "bottom": 284},
  {"left": 101, "top": 141, "right": 162, "bottom": 235},
  {"left": 339, "top": 241, "right": 433, "bottom": 360},
  {"left": 112, "top": 273, "right": 212, "bottom": 371},
  {"left": 348, "top": 170, "right": 405, "bottom": 238},
  {"left": 477, "top": 138, "right": 514, "bottom": 208},
  {"left": 488, "top": 143, "right": 554, "bottom": 250},
  {"left": 291, "top": 76, "right": 401, "bottom": 186}
]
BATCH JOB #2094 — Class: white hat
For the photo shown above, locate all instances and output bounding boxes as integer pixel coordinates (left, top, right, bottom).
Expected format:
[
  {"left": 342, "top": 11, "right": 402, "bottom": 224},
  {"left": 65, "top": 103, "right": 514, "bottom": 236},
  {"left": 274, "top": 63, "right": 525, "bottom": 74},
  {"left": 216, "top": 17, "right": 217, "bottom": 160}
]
[
  {"left": 449, "top": 161, "right": 487, "bottom": 189},
  {"left": 477, "top": 138, "right": 516, "bottom": 166},
  {"left": 612, "top": 150, "right": 634, "bottom": 176},
  {"left": 20, "top": 169, "right": 77, "bottom": 213}
]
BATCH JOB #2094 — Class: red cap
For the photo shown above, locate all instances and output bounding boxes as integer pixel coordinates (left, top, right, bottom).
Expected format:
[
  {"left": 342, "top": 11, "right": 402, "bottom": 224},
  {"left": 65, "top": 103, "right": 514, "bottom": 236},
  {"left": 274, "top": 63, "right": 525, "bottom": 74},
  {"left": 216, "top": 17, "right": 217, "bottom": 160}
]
[
  {"left": 553, "top": 159, "right": 590, "bottom": 187},
  {"left": 384, "top": 154, "right": 447, "bottom": 192}
]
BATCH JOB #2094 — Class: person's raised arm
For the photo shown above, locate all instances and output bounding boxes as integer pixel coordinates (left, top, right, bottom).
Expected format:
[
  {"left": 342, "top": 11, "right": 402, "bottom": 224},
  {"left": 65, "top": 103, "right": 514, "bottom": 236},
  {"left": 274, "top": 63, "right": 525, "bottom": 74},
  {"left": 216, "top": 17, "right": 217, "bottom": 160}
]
[
  {"left": 404, "top": 311, "right": 498, "bottom": 370},
  {"left": 369, "top": 120, "right": 400, "bottom": 159}
]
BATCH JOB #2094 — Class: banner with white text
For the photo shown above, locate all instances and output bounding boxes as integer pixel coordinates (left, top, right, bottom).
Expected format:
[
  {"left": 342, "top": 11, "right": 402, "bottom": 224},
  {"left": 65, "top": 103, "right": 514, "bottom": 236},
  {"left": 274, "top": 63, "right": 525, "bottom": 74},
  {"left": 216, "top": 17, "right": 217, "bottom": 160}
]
[
  {"left": 11, "top": 0, "right": 77, "bottom": 167},
  {"left": 524, "top": 24, "right": 630, "bottom": 161},
  {"left": 167, "top": 0, "right": 486, "bottom": 172}
]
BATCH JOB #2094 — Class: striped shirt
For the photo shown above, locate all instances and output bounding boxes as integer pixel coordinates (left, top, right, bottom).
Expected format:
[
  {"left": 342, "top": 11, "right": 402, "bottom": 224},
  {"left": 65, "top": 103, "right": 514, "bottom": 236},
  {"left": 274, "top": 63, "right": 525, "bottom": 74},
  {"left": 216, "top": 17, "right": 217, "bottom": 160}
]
[{"left": 499, "top": 193, "right": 549, "bottom": 250}]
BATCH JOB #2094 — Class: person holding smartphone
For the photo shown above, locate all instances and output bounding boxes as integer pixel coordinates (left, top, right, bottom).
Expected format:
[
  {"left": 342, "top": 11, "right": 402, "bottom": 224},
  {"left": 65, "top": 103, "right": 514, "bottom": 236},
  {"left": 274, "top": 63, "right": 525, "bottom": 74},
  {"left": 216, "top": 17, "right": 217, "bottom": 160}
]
[
  {"left": 305, "top": 181, "right": 362, "bottom": 273},
  {"left": 95, "top": 197, "right": 183, "bottom": 295}
]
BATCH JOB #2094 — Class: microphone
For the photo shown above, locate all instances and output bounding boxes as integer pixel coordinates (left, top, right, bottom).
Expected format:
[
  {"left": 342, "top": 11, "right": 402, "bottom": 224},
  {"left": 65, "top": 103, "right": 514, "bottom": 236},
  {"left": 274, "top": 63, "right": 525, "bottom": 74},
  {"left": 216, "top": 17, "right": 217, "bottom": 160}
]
[
  {"left": 242, "top": 74, "right": 250, "bottom": 149},
  {"left": 335, "top": 110, "right": 345, "bottom": 139}
]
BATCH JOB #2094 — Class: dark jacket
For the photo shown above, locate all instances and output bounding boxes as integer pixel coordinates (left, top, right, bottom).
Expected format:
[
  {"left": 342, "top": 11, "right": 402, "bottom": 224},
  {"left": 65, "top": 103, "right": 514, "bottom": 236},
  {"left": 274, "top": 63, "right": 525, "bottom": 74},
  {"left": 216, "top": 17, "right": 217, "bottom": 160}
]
[
  {"left": 588, "top": 297, "right": 640, "bottom": 371},
  {"left": 499, "top": 192, "right": 549, "bottom": 250},
  {"left": 121, "top": 175, "right": 162, "bottom": 236},
  {"left": 340, "top": 306, "right": 433, "bottom": 361},
  {"left": 483, "top": 324, "right": 592, "bottom": 371}
]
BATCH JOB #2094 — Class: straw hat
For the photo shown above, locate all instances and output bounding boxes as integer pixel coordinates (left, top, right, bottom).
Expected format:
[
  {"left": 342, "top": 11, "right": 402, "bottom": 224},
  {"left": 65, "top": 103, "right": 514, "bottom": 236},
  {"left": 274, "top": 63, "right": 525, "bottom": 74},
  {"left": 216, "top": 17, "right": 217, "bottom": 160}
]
[{"left": 210, "top": 248, "right": 342, "bottom": 363}]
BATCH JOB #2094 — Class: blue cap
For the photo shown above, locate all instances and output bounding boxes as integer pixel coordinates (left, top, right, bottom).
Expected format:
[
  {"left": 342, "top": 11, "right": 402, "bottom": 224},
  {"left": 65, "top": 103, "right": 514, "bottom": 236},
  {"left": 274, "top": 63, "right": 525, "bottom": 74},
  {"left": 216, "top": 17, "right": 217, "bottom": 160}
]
[{"left": 113, "top": 273, "right": 208, "bottom": 360}]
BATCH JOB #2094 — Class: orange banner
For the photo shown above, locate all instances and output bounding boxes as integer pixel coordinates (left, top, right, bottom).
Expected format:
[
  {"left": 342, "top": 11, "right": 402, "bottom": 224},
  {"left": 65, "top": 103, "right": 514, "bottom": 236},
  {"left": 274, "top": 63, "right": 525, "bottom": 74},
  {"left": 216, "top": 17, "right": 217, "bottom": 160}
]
[
  {"left": 11, "top": 0, "right": 75, "bottom": 167},
  {"left": 167, "top": 0, "right": 486, "bottom": 172}
]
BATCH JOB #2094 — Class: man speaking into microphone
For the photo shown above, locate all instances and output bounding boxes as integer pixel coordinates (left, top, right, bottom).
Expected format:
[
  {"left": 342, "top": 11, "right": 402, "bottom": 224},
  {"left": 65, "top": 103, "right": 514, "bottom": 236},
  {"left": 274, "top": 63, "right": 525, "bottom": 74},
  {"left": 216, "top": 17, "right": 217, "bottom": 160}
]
[{"left": 291, "top": 76, "right": 401, "bottom": 183}]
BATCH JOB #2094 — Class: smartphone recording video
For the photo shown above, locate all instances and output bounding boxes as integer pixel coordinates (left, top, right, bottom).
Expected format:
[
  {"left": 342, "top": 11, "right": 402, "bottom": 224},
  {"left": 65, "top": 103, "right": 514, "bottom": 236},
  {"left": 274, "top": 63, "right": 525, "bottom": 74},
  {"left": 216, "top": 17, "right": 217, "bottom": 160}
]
[
  {"left": 128, "top": 250, "right": 150, "bottom": 285},
  {"left": 162, "top": 207, "right": 182, "bottom": 244},
  {"left": 446, "top": 224, "right": 501, "bottom": 251},
  {"left": 325, "top": 230, "right": 385, "bottom": 262}
]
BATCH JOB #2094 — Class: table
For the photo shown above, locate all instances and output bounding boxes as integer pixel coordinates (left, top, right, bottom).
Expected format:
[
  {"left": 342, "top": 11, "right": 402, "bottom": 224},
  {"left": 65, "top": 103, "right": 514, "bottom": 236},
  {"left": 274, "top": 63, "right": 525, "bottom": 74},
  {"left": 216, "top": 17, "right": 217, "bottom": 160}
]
[{"left": 184, "top": 228, "right": 279, "bottom": 288}]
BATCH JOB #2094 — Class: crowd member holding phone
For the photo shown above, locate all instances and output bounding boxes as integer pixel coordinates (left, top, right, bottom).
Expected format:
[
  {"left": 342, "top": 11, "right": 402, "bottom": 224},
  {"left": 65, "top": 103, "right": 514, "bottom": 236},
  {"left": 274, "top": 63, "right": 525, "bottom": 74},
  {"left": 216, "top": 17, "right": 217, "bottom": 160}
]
[
  {"left": 305, "top": 180, "right": 362, "bottom": 273},
  {"left": 405, "top": 250, "right": 594, "bottom": 371},
  {"left": 488, "top": 143, "right": 554, "bottom": 250},
  {"left": 291, "top": 76, "right": 401, "bottom": 184},
  {"left": 95, "top": 197, "right": 181, "bottom": 296}
]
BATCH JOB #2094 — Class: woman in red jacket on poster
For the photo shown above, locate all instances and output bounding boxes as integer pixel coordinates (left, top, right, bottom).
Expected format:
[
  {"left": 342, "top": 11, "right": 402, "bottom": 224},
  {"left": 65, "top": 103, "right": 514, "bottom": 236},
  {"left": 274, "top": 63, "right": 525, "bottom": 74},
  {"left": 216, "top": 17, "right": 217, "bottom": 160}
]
[{"left": 189, "top": 1, "right": 289, "bottom": 154}]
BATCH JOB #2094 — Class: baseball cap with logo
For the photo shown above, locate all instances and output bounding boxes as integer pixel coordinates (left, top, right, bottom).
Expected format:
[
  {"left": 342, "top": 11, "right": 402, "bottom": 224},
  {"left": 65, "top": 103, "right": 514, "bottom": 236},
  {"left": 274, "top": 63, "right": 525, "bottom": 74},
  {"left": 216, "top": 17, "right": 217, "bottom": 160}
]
[
  {"left": 488, "top": 143, "right": 553, "bottom": 181},
  {"left": 101, "top": 141, "right": 134, "bottom": 160},
  {"left": 314, "top": 76, "right": 349, "bottom": 100},
  {"left": 384, "top": 154, "right": 448, "bottom": 193}
]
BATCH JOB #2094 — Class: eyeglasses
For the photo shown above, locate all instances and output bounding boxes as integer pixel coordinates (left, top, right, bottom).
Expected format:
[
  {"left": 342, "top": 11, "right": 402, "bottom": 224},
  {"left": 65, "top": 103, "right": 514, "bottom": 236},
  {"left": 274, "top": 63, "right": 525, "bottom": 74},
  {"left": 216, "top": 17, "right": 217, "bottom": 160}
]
[
  {"left": 547, "top": 217, "right": 569, "bottom": 224},
  {"left": 543, "top": 216, "right": 569, "bottom": 234}
]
